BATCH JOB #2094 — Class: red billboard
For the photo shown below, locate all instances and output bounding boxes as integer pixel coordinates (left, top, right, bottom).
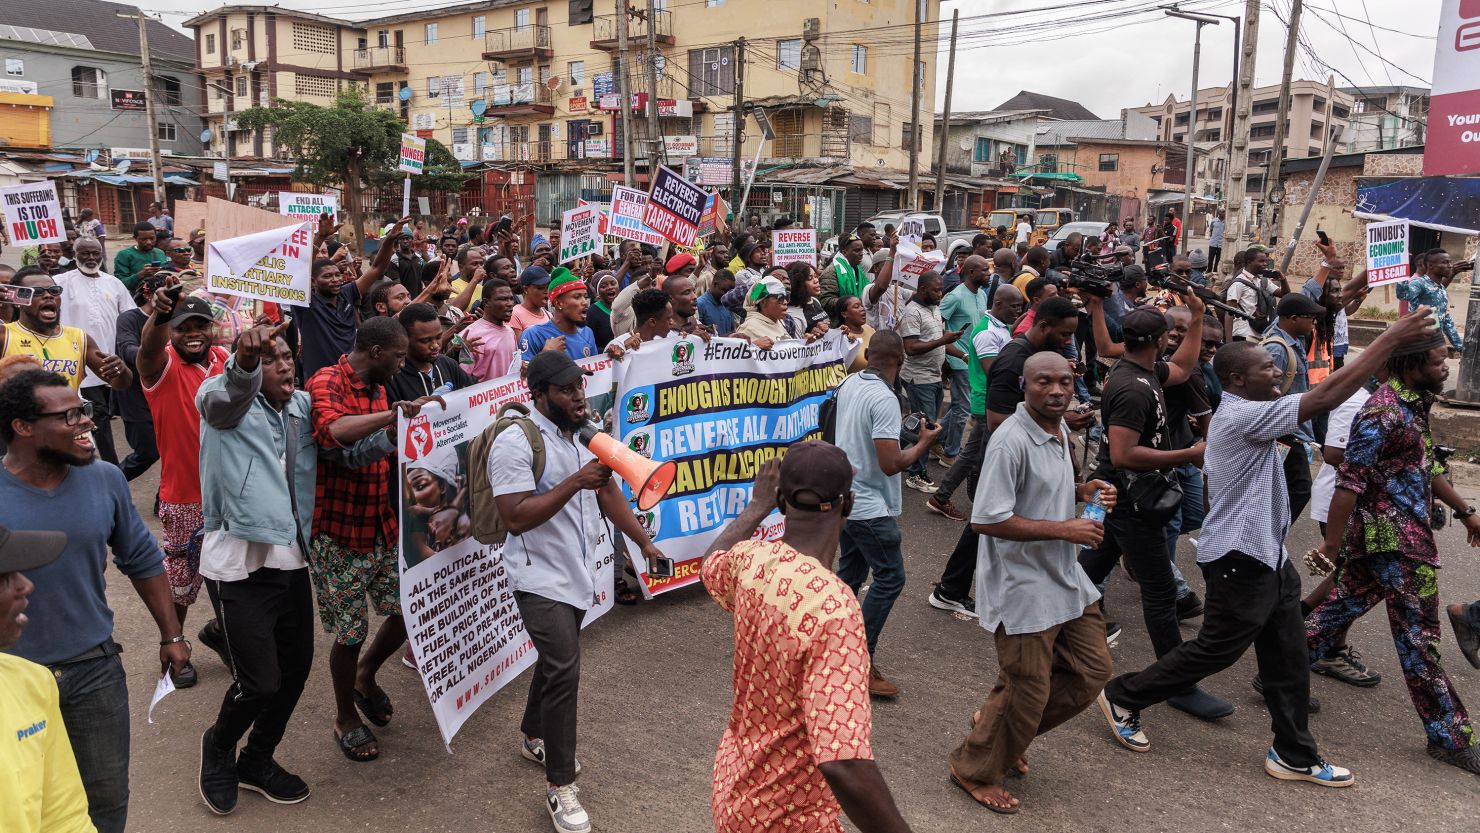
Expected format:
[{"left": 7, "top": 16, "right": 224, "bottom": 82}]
[{"left": 1424, "top": 0, "right": 1480, "bottom": 176}]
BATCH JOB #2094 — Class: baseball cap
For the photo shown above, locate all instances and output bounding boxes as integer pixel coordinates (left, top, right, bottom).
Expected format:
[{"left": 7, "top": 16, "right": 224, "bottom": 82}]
[
  {"left": 779, "top": 441, "right": 854, "bottom": 511},
  {"left": 520, "top": 264, "right": 552, "bottom": 287},
  {"left": 1122, "top": 307, "right": 1169, "bottom": 344},
  {"left": 169, "top": 296, "right": 214, "bottom": 326},
  {"left": 526, "top": 351, "right": 591, "bottom": 390},
  {"left": 739, "top": 240, "right": 770, "bottom": 263},
  {"left": 747, "top": 276, "right": 788, "bottom": 303},
  {"left": 1276, "top": 293, "right": 1324, "bottom": 318},
  {"left": 0, "top": 524, "right": 67, "bottom": 574}
]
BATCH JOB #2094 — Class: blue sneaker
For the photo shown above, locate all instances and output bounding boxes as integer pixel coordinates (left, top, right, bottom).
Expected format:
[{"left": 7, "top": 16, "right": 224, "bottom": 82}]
[
  {"left": 1264, "top": 749, "right": 1354, "bottom": 787},
  {"left": 1097, "top": 690, "right": 1149, "bottom": 752}
]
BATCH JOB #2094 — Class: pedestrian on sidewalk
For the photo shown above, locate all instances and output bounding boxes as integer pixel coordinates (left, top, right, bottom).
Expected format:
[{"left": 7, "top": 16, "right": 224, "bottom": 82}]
[
  {"left": 949, "top": 352, "right": 1116, "bottom": 814},
  {"left": 702, "top": 449, "right": 914, "bottom": 833}
]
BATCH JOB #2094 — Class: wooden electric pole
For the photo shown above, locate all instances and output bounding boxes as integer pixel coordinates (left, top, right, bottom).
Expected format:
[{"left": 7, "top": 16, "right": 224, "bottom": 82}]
[
  {"left": 730, "top": 37, "right": 746, "bottom": 208},
  {"left": 643, "top": 0, "right": 661, "bottom": 176},
  {"left": 1260, "top": 0, "right": 1303, "bottom": 243},
  {"left": 932, "top": 9, "right": 958, "bottom": 219},
  {"left": 905, "top": 0, "right": 923, "bottom": 210},
  {"left": 1221, "top": 0, "right": 1261, "bottom": 275},
  {"left": 616, "top": 0, "right": 636, "bottom": 186},
  {"left": 120, "top": 12, "right": 167, "bottom": 203}
]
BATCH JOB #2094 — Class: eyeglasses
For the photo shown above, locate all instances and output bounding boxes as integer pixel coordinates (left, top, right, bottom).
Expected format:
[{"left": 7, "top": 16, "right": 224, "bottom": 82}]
[
  {"left": 170, "top": 246, "right": 192, "bottom": 253},
  {"left": 31, "top": 401, "right": 93, "bottom": 426},
  {"left": 30, "top": 286, "right": 64, "bottom": 297}
]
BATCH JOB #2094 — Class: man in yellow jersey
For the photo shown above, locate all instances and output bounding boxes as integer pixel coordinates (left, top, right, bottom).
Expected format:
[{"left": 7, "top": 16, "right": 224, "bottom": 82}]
[
  {"left": 0, "top": 524, "right": 96, "bottom": 833},
  {"left": 1, "top": 268, "right": 130, "bottom": 393}
]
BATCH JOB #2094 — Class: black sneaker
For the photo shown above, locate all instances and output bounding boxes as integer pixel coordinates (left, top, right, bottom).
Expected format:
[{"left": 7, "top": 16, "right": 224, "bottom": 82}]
[
  {"left": 928, "top": 586, "right": 975, "bottom": 614},
  {"left": 199, "top": 727, "right": 239, "bottom": 815},
  {"left": 1251, "top": 675, "right": 1321, "bottom": 714},
  {"left": 198, "top": 619, "right": 229, "bottom": 668},
  {"left": 1105, "top": 620, "right": 1122, "bottom": 646},
  {"left": 1175, "top": 593, "right": 1205, "bottom": 620},
  {"left": 1428, "top": 742, "right": 1480, "bottom": 775},
  {"left": 237, "top": 752, "right": 310, "bottom": 804},
  {"left": 1168, "top": 686, "right": 1234, "bottom": 720}
]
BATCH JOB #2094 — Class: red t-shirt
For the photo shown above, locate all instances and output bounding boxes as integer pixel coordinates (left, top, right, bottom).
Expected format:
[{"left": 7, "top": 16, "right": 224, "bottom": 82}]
[{"left": 142, "top": 344, "right": 228, "bottom": 504}]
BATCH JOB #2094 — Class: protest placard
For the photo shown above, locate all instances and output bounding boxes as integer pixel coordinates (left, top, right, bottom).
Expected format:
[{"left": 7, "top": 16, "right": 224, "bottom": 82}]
[
  {"left": 891, "top": 239, "right": 947, "bottom": 290},
  {"left": 0, "top": 181, "right": 66, "bottom": 246},
  {"left": 611, "top": 331, "right": 857, "bottom": 595},
  {"left": 577, "top": 198, "right": 610, "bottom": 236},
  {"left": 642, "top": 166, "right": 707, "bottom": 247},
  {"left": 897, "top": 213, "right": 929, "bottom": 246},
  {"left": 398, "top": 133, "right": 426, "bottom": 174},
  {"left": 398, "top": 356, "right": 616, "bottom": 747},
  {"left": 559, "top": 204, "right": 601, "bottom": 264},
  {"left": 609, "top": 185, "right": 667, "bottom": 247},
  {"left": 206, "top": 223, "right": 313, "bottom": 307},
  {"left": 771, "top": 229, "right": 817, "bottom": 267},
  {"left": 278, "top": 192, "right": 338, "bottom": 220},
  {"left": 1365, "top": 219, "right": 1411, "bottom": 287}
]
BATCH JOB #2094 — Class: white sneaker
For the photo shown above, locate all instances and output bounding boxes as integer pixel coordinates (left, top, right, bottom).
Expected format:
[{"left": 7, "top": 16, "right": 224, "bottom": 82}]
[
  {"left": 905, "top": 474, "right": 939, "bottom": 494},
  {"left": 546, "top": 784, "right": 591, "bottom": 833},
  {"left": 522, "top": 737, "right": 582, "bottom": 775},
  {"left": 1264, "top": 749, "right": 1354, "bottom": 787}
]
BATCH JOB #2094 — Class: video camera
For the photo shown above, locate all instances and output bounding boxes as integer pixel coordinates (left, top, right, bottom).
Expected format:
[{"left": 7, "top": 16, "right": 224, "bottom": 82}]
[
  {"left": 1145, "top": 267, "right": 1259, "bottom": 323},
  {"left": 1063, "top": 258, "right": 1124, "bottom": 299}
]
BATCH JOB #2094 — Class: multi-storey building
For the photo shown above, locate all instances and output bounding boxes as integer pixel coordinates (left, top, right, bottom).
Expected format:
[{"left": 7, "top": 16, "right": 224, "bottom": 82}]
[
  {"left": 1132, "top": 80, "right": 1353, "bottom": 195},
  {"left": 1340, "top": 85, "right": 1428, "bottom": 153}
]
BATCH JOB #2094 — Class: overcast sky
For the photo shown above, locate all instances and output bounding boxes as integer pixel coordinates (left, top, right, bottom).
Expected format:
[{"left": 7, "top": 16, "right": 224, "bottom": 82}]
[{"left": 146, "top": 0, "right": 1441, "bottom": 118}]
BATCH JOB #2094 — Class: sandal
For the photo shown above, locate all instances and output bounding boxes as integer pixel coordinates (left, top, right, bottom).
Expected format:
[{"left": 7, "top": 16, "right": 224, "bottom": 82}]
[
  {"left": 335, "top": 725, "right": 379, "bottom": 762},
  {"left": 353, "top": 686, "right": 393, "bottom": 727},
  {"left": 950, "top": 771, "right": 1021, "bottom": 815},
  {"left": 614, "top": 585, "right": 641, "bottom": 606}
]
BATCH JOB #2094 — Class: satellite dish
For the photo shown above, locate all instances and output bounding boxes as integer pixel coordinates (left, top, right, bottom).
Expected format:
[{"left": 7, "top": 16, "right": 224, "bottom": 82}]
[
  {"left": 199, "top": 128, "right": 213, "bottom": 144},
  {"left": 398, "top": 85, "right": 413, "bottom": 102},
  {"left": 545, "top": 76, "right": 562, "bottom": 91},
  {"left": 471, "top": 99, "right": 488, "bottom": 117}
]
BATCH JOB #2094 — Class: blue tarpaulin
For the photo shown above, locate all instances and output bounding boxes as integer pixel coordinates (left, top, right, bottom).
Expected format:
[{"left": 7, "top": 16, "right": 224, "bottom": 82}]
[{"left": 1354, "top": 176, "right": 1480, "bottom": 235}]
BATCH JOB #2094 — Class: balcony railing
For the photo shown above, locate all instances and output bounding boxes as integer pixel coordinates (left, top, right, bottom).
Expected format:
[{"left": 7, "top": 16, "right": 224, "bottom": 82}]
[
  {"left": 477, "top": 139, "right": 617, "bottom": 164},
  {"left": 482, "top": 25, "right": 553, "bottom": 60},
  {"left": 590, "top": 9, "right": 673, "bottom": 49},
  {"left": 352, "top": 46, "right": 407, "bottom": 72},
  {"left": 486, "top": 82, "right": 555, "bottom": 114}
]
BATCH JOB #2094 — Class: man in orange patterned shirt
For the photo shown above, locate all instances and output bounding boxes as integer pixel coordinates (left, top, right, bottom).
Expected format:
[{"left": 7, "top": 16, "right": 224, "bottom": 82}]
[{"left": 703, "top": 444, "right": 914, "bottom": 833}]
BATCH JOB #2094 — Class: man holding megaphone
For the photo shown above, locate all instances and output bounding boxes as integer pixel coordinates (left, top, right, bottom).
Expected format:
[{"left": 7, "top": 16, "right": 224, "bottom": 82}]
[{"left": 485, "top": 350, "right": 670, "bottom": 833}]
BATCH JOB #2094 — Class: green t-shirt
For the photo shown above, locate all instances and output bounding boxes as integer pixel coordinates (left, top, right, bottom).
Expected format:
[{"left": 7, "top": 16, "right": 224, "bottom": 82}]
[
  {"left": 111, "top": 246, "right": 168, "bottom": 290},
  {"left": 938, "top": 283, "right": 987, "bottom": 371},
  {"left": 966, "top": 313, "right": 1012, "bottom": 416}
]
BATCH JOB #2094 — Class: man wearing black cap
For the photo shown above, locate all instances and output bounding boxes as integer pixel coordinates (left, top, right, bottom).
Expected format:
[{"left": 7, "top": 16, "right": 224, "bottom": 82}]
[
  {"left": 487, "top": 350, "right": 666, "bottom": 833},
  {"left": 1097, "top": 308, "right": 1436, "bottom": 786},
  {"left": 0, "top": 524, "right": 95, "bottom": 833},
  {"left": 1306, "top": 328, "right": 1480, "bottom": 776},
  {"left": 1079, "top": 296, "right": 1231, "bottom": 720},
  {"left": 703, "top": 450, "right": 915, "bottom": 833},
  {"left": 138, "top": 289, "right": 231, "bottom": 687}
]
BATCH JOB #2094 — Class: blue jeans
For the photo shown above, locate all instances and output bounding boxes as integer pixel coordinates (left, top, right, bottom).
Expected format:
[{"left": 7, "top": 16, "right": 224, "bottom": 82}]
[
  {"left": 52, "top": 651, "right": 130, "bottom": 833},
  {"left": 903, "top": 380, "right": 942, "bottom": 478},
  {"left": 1164, "top": 462, "right": 1205, "bottom": 600},
  {"left": 942, "top": 368, "right": 970, "bottom": 458},
  {"left": 838, "top": 516, "right": 906, "bottom": 656}
]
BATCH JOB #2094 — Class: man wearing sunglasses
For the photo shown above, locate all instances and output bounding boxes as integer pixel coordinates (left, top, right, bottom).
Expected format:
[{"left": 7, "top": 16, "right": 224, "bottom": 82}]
[
  {"left": 55, "top": 237, "right": 136, "bottom": 466},
  {"left": 2, "top": 268, "right": 131, "bottom": 396},
  {"left": 0, "top": 368, "right": 188, "bottom": 833}
]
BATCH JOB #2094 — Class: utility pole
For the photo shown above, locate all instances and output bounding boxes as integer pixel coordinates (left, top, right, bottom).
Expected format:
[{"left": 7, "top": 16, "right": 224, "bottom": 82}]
[
  {"left": 1221, "top": 0, "right": 1261, "bottom": 277},
  {"left": 1260, "top": 0, "right": 1303, "bottom": 243},
  {"left": 1165, "top": 9, "right": 1220, "bottom": 255},
  {"left": 932, "top": 9, "right": 958, "bottom": 220},
  {"left": 120, "top": 11, "right": 167, "bottom": 203},
  {"left": 905, "top": 0, "right": 923, "bottom": 210},
  {"left": 643, "top": 0, "right": 661, "bottom": 176},
  {"left": 1279, "top": 75, "right": 1338, "bottom": 273},
  {"left": 730, "top": 37, "right": 746, "bottom": 210},
  {"left": 616, "top": 0, "right": 635, "bottom": 187}
]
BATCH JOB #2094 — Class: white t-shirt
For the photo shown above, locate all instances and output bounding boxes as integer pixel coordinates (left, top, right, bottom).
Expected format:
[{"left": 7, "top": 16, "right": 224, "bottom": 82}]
[
  {"left": 200, "top": 528, "right": 307, "bottom": 583},
  {"left": 1310, "top": 387, "right": 1371, "bottom": 524},
  {"left": 1015, "top": 222, "right": 1031, "bottom": 245},
  {"left": 863, "top": 283, "right": 913, "bottom": 332}
]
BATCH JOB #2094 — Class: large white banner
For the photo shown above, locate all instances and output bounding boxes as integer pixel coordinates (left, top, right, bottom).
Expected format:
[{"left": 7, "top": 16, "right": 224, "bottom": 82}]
[
  {"left": 205, "top": 223, "right": 313, "bottom": 307},
  {"left": 611, "top": 332, "right": 856, "bottom": 595},
  {"left": 398, "top": 356, "right": 616, "bottom": 747}
]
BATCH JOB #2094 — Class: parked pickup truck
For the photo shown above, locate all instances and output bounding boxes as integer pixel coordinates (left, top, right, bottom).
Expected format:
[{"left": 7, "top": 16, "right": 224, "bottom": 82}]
[{"left": 820, "top": 211, "right": 975, "bottom": 266}]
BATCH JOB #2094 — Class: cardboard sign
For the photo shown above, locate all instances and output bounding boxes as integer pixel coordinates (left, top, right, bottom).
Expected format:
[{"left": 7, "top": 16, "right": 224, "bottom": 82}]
[
  {"left": 1365, "top": 219, "right": 1411, "bottom": 287},
  {"left": 891, "top": 239, "right": 947, "bottom": 291},
  {"left": 642, "top": 166, "right": 706, "bottom": 248},
  {"left": 278, "top": 192, "right": 338, "bottom": 219},
  {"left": 0, "top": 181, "right": 66, "bottom": 246},
  {"left": 771, "top": 228, "right": 817, "bottom": 267},
  {"left": 206, "top": 222, "right": 314, "bottom": 307},
  {"left": 398, "top": 133, "right": 426, "bottom": 174},
  {"left": 696, "top": 193, "right": 720, "bottom": 239},
  {"left": 609, "top": 185, "right": 667, "bottom": 247},
  {"left": 897, "top": 213, "right": 929, "bottom": 246},
  {"left": 577, "top": 198, "right": 609, "bottom": 236},
  {"left": 559, "top": 204, "right": 602, "bottom": 264}
]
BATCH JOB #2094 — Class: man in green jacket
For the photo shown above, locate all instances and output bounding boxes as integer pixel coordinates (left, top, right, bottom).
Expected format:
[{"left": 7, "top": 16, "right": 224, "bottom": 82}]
[{"left": 819, "top": 233, "right": 869, "bottom": 325}]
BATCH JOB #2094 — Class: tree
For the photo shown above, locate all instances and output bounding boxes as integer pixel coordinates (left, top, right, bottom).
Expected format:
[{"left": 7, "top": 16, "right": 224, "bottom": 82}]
[{"left": 235, "top": 87, "right": 472, "bottom": 253}]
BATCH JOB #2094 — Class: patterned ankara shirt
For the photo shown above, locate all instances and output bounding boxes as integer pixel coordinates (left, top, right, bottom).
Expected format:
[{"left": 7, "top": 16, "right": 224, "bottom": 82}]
[
  {"left": 1396, "top": 276, "right": 1462, "bottom": 352},
  {"left": 1336, "top": 379, "right": 1443, "bottom": 566},
  {"left": 703, "top": 540, "right": 874, "bottom": 833},
  {"left": 307, "top": 355, "right": 396, "bottom": 551}
]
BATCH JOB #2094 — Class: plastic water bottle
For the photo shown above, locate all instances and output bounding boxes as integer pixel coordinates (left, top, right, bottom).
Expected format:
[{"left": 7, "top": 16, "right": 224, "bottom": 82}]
[
  {"left": 433, "top": 382, "right": 454, "bottom": 396},
  {"left": 1080, "top": 490, "right": 1106, "bottom": 549}
]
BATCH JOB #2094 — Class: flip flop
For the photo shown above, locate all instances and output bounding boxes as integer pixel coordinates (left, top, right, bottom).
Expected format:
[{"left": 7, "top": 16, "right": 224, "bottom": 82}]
[
  {"left": 614, "top": 584, "right": 641, "bottom": 606},
  {"left": 353, "top": 686, "right": 393, "bottom": 727},
  {"left": 950, "top": 772, "right": 1021, "bottom": 815},
  {"left": 336, "top": 725, "right": 379, "bottom": 762}
]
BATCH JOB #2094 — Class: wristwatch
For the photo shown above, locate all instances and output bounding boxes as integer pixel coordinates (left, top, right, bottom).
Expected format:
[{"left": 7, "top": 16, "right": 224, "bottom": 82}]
[{"left": 1455, "top": 506, "right": 1477, "bottom": 520}]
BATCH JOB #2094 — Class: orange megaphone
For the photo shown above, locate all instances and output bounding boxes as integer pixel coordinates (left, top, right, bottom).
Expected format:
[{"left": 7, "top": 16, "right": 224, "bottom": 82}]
[{"left": 579, "top": 424, "right": 677, "bottom": 511}]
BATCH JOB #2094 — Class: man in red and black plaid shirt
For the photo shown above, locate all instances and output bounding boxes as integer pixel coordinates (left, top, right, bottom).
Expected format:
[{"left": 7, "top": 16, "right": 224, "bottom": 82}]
[{"left": 305, "top": 316, "right": 437, "bottom": 763}]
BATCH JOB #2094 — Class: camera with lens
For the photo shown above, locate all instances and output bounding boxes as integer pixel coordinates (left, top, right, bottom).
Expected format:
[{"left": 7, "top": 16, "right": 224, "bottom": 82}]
[{"left": 1064, "top": 258, "right": 1123, "bottom": 298}]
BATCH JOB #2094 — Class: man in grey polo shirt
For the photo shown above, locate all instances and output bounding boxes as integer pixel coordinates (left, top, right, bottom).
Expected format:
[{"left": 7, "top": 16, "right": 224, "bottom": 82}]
[
  {"left": 949, "top": 353, "right": 1115, "bottom": 815},
  {"left": 1096, "top": 309, "right": 1436, "bottom": 788},
  {"left": 488, "top": 351, "right": 666, "bottom": 833}
]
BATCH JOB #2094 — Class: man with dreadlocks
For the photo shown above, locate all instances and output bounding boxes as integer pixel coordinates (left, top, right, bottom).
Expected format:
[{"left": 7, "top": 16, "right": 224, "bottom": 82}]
[{"left": 1305, "top": 327, "right": 1480, "bottom": 776}]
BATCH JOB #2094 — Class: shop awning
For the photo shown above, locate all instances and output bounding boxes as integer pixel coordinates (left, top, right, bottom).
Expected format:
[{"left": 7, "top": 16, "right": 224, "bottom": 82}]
[{"left": 1354, "top": 176, "right": 1480, "bottom": 236}]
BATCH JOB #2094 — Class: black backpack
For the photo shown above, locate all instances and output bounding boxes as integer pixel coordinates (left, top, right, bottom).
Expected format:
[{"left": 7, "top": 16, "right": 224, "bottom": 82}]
[{"left": 1221, "top": 276, "right": 1275, "bottom": 334}]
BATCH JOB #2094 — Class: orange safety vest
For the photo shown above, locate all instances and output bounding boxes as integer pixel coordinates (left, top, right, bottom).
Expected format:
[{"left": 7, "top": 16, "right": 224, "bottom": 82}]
[{"left": 1307, "top": 337, "right": 1331, "bottom": 385}]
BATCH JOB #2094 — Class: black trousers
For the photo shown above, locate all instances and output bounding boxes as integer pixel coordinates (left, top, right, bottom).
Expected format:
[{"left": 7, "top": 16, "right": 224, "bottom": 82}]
[
  {"left": 1283, "top": 441, "right": 1313, "bottom": 521},
  {"left": 1209, "top": 246, "right": 1223, "bottom": 272},
  {"left": 1079, "top": 506, "right": 1184, "bottom": 658},
  {"left": 206, "top": 567, "right": 315, "bottom": 758},
  {"left": 81, "top": 386, "right": 118, "bottom": 466},
  {"left": 120, "top": 417, "right": 159, "bottom": 481},
  {"left": 516, "top": 591, "right": 586, "bottom": 786},
  {"left": 935, "top": 417, "right": 992, "bottom": 598},
  {"left": 1106, "top": 552, "right": 1319, "bottom": 767}
]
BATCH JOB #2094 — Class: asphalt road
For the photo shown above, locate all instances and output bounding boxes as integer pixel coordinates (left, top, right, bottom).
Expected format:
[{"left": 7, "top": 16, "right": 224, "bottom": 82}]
[{"left": 95, "top": 429, "right": 1480, "bottom": 833}]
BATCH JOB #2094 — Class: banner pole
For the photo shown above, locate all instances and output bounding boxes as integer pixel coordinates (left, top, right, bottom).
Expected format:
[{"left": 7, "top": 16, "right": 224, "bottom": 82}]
[{"left": 402, "top": 176, "right": 412, "bottom": 219}]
